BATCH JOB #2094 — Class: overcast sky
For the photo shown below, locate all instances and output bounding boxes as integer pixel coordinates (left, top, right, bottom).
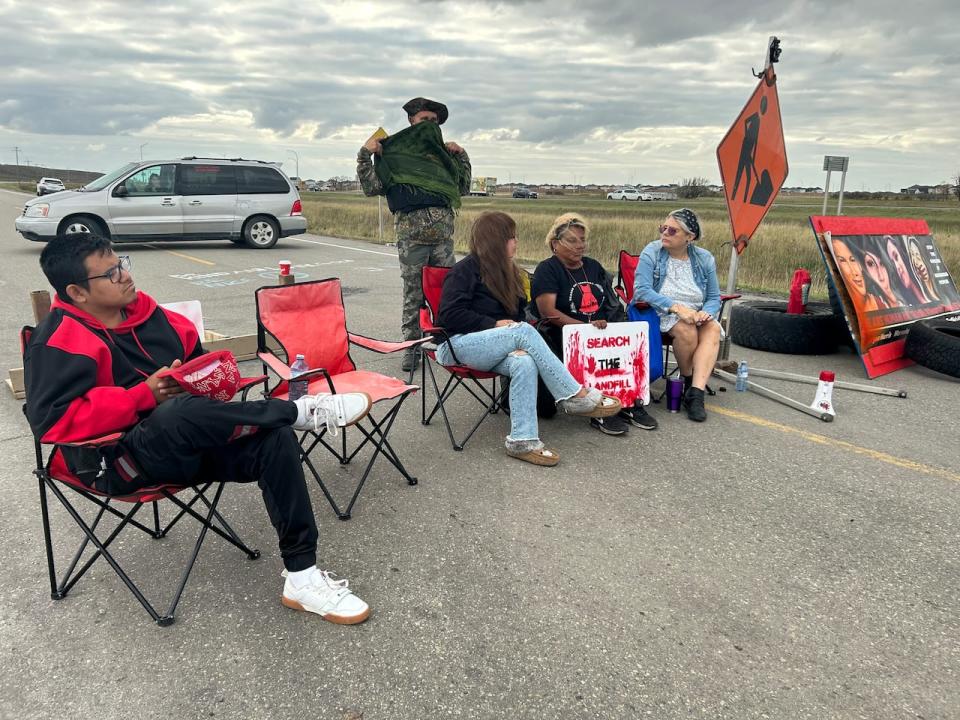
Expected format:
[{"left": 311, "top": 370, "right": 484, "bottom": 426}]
[{"left": 1, "top": 0, "right": 957, "bottom": 189}]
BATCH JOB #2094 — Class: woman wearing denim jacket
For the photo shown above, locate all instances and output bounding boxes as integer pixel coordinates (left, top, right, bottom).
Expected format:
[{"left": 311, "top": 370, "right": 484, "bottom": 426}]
[
  {"left": 436, "top": 211, "right": 622, "bottom": 466},
  {"left": 633, "top": 208, "right": 721, "bottom": 422}
]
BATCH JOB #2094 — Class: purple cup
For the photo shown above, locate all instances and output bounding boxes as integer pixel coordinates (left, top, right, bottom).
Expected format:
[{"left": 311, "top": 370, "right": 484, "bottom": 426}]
[{"left": 666, "top": 377, "right": 685, "bottom": 412}]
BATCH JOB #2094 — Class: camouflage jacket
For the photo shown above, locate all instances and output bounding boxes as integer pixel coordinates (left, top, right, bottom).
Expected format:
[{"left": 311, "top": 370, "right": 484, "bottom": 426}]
[{"left": 356, "top": 145, "right": 472, "bottom": 204}]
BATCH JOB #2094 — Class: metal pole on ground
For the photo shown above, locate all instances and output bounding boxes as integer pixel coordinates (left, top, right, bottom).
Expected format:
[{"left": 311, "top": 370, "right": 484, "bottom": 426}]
[
  {"left": 713, "top": 368, "right": 834, "bottom": 422},
  {"left": 745, "top": 366, "right": 906, "bottom": 397}
]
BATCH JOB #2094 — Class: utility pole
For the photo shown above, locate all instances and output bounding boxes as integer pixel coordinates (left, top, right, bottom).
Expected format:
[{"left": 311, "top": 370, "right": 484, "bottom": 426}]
[
  {"left": 139, "top": 143, "right": 149, "bottom": 161},
  {"left": 13, "top": 146, "right": 21, "bottom": 187},
  {"left": 287, "top": 149, "right": 299, "bottom": 182}
]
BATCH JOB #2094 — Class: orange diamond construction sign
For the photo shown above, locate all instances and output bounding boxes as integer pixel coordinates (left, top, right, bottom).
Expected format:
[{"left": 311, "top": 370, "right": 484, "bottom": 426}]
[{"left": 716, "top": 70, "right": 788, "bottom": 254}]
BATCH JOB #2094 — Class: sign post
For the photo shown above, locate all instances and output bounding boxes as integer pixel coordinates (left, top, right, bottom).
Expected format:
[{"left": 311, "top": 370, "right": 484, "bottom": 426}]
[
  {"left": 822, "top": 155, "right": 849, "bottom": 215},
  {"left": 716, "top": 36, "right": 788, "bottom": 356}
]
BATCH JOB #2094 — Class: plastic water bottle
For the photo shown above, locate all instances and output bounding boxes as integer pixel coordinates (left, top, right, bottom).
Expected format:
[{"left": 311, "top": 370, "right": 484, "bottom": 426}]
[
  {"left": 288, "top": 353, "right": 309, "bottom": 401},
  {"left": 735, "top": 360, "right": 749, "bottom": 392}
]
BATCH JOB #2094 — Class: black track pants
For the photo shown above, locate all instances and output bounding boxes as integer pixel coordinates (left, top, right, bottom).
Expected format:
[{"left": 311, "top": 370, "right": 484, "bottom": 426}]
[{"left": 106, "top": 394, "right": 318, "bottom": 572}]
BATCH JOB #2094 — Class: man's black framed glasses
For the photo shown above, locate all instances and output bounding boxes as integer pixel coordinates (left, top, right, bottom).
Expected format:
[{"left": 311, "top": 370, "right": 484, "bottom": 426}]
[{"left": 86, "top": 255, "right": 132, "bottom": 283}]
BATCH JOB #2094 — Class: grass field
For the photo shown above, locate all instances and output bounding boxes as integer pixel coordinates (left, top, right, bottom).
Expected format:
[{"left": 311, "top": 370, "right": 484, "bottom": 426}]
[
  {"left": 301, "top": 192, "right": 960, "bottom": 298},
  {"left": 4, "top": 179, "right": 957, "bottom": 298}
]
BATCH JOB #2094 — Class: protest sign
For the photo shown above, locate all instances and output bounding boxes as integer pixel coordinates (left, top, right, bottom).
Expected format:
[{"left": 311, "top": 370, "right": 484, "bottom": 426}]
[
  {"left": 811, "top": 216, "right": 960, "bottom": 378},
  {"left": 563, "top": 321, "right": 650, "bottom": 406}
]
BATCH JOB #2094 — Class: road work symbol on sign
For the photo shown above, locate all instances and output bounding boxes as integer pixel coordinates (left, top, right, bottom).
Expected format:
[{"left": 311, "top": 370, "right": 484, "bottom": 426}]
[{"left": 717, "top": 69, "right": 788, "bottom": 254}]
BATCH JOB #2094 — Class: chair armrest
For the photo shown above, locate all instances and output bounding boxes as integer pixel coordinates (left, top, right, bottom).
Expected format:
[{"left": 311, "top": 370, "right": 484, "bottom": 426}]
[
  {"left": 257, "top": 352, "right": 327, "bottom": 383},
  {"left": 348, "top": 332, "right": 433, "bottom": 354},
  {"left": 631, "top": 300, "right": 652, "bottom": 310},
  {"left": 49, "top": 432, "right": 124, "bottom": 448},
  {"left": 720, "top": 293, "right": 742, "bottom": 301}
]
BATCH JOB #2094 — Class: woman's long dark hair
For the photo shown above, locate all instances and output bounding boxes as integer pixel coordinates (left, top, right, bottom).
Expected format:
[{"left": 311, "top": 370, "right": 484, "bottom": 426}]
[{"left": 469, "top": 211, "right": 525, "bottom": 313}]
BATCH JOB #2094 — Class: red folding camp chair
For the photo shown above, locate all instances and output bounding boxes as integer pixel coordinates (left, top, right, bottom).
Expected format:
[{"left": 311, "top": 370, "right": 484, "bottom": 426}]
[
  {"left": 255, "top": 278, "right": 425, "bottom": 520},
  {"left": 21, "top": 327, "right": 259, "bottom": 627},
  {"left": 418, "top": 265, "right": 509, "bottom": 451},
  {"left": 615, "top": 250, "right": 741, "bottom": 398}
]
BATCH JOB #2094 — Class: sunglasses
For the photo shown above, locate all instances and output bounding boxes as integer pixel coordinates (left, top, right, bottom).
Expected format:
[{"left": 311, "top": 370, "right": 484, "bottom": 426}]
[
  {"left": 658, "top": 225, "right": 682, "bottom": 237},
  {"left": 86, "top": 255, "right": 132, "bottom": 284}
]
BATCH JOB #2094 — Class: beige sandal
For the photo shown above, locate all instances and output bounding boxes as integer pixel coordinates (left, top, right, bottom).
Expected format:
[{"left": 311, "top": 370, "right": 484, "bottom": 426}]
[
  {"left": 506, "top": 446, "right": 560, "bottom": 467},
  {"left": 561, "top": 391, "right": 622, "bottom": 418}
]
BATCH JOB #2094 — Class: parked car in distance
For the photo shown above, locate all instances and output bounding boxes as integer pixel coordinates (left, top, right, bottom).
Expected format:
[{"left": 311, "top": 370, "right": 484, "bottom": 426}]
[
  {"left": 512, "top": 187, "right": 539, "bottom": 199},
  {"left": 606, "top": 187, "right": 652, "bottom": 201},
  {"left": 36, "top": 177, "right": 66, "bottom": 196},
  {"left": 15, "top": 157, "right": 307, "bottom": 249}
]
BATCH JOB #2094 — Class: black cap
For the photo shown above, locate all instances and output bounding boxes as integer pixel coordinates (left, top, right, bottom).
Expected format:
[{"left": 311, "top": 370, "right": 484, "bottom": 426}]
[{"left": 402, "top": 97, "right": 449, "bottom": 125}]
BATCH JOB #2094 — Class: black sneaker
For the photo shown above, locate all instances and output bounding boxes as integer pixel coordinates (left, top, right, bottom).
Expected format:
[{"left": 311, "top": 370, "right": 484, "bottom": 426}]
[
  {"left": 590, "top": 414, "right": 629, "bottom": 436},
  {"left": 619, "top": 404, "right": 658, "bottom": 430},
  {"left": 401, "top": 350, "right": 419, "bottom": 373},
  {"left": 683, "top": 387, "right": 706, "bottom": 422}
]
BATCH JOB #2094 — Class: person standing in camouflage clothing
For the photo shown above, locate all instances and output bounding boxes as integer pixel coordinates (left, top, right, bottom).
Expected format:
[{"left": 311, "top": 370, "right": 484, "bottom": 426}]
[{"left": 357, "top": 97, "right": 471, "bottom": 372}]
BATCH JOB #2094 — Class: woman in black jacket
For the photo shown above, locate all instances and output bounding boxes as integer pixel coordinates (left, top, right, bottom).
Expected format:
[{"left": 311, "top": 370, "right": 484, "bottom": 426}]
[{"left": 436, "top": 211, "right": 621, "bottom": 466}]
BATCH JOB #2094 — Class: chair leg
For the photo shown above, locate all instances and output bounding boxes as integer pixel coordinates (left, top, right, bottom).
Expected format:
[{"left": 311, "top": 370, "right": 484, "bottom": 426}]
[
  {"left": 423, "top": 359, "right": 465, "bottom": 450},
  {"left": 42, "top": 477, "right": 257, "bottom": 626},
  {"left": 160, "top": 483, "right": 227, "bottom": 625},
  {"left": 302, "top": 393, "right": 417, "bottom": 521},
  {"left": 45, "top": 479, "right": 165, "bottom": 624},
  {"left": 37, "top": 475, "right": 62, "bottom": 600}
]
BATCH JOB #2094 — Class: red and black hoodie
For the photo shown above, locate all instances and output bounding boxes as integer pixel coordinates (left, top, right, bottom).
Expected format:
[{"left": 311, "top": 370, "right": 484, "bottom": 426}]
[{"left": 24, "top": 292, "right": 203, "bottom": 445}]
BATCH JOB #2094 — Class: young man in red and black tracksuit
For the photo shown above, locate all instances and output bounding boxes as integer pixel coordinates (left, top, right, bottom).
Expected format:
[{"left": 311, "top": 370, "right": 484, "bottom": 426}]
[{"left": 23, "top": 233, "right": 372, "bottom": 624}]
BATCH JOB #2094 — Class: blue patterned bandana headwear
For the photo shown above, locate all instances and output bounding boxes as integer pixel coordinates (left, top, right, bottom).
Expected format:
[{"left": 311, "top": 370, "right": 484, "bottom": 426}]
[{"left": 670, "top": 208, "right": 700, "bottom": 241}]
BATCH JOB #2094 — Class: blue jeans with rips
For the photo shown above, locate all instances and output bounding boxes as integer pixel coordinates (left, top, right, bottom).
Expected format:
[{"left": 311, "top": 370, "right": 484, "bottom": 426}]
[{"left": 435, "top": 322, "right": 582, "bottom": 443}]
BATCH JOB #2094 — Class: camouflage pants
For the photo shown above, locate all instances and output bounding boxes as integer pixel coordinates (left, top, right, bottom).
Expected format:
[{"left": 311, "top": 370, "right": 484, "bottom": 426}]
[{"left": 396, "top": 207, "right": 456, "bottom": 341}]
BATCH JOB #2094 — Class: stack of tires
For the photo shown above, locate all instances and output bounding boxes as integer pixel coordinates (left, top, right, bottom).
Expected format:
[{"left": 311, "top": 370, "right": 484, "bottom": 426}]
[{"left": 729, "top": 297, "right": 960, "bottom": 380}]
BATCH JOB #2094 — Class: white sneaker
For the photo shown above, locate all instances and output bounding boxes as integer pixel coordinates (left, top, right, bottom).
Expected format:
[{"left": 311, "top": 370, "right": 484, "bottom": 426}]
[
  {"left": 281, "top": 568, "right": 371, "bottom": 624},
  {"left": 292, "top": 392, "right": 372, "bottom": 435}
]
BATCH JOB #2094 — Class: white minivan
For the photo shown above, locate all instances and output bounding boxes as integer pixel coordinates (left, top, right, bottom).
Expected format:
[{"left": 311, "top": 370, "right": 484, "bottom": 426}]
[{"left": 16, "top": 157, "right": 307, "bottom": 249}]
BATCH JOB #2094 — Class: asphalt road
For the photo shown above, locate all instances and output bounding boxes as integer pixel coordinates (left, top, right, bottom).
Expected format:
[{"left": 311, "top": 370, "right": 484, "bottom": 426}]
[{"left": 0, "top": 188, "right": 957, "bottom": 720}]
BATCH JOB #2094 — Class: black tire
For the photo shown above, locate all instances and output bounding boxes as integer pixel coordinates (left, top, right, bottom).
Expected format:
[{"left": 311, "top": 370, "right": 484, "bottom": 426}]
[
  {"left": 904, "top": 318, "right": 960, "bottom": 378},
  {"left": 242, "top": 215, "right": 280, "bottom": 249},
  {"left": 60, "top": 215, "right": 108, "bottom": 238},
  {"left": 730, "top": 300, "right": 839, "bottom": 355}
]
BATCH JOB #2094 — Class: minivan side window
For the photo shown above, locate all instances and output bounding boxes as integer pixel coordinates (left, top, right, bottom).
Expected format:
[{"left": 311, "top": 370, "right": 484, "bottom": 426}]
[
  {"left": 179, "top": 165, "right": 237, "bottom": 196},
  {"left": 237, "top": 166, "right": 290, "bottom": 194},
  {"left": 122, "top": 164, "right": 177, "bottom": 196}
]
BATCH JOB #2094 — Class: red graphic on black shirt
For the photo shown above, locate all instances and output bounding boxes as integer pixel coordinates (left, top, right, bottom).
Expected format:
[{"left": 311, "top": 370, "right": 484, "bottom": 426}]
[{"left": 576, "top": 283, "right": 600, "bottom": 314}]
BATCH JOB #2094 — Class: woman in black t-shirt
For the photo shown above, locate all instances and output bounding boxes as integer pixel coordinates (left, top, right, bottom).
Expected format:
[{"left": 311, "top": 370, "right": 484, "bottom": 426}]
[{"left": 532, "top": 213, "right": 658, "bottom": 434}]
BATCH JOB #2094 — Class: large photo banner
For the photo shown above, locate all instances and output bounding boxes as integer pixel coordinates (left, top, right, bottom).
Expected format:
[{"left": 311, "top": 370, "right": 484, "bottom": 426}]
[
  {"left": 563, "top": 321, "right": 650, "bottom": 407},
  {"left": 811, "top": 216, "right": 960, "bottom": 378}
]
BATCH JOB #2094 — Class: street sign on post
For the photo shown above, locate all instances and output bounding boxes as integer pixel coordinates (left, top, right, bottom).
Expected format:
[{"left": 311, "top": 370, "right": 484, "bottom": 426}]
[
  {"left": 716, "top": 65, "right": 788, "bottom": 255},
  {"left": 822, "top": 155, "right": 850, "bottom": 215}
]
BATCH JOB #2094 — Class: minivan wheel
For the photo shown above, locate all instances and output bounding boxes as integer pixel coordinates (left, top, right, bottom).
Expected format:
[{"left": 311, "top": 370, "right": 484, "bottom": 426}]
[
  {"left": 61, "top": 216, "right": 108, "bottom": 238},
  {"left": 243, "top": 216, "right": 280, "bottom": 249}
]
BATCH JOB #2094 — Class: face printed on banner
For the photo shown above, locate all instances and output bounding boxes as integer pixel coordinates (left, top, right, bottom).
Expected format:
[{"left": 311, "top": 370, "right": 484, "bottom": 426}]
[
  {"left": 832, "top": 238, "right": 865, "bottom": 298},
  {"left": 864, "top": 250, "right": 899, "bottom": 306},
  {"left": 907, "top": 238, "right": 929, "bottom": 284},
  {"left": 886, "top": 236, "right": 912, "bottom": 290}
]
